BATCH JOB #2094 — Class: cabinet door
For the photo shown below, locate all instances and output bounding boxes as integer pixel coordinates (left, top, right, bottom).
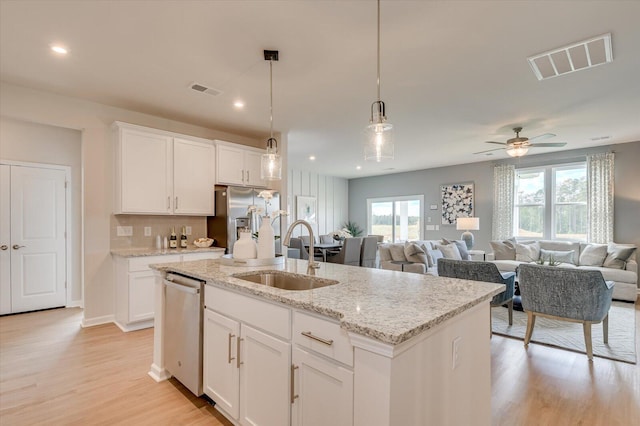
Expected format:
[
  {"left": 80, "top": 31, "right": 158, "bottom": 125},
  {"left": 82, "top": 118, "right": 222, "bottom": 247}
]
[
  {"left": 240, "top": 325, "right": 291, "bottom": 426},
  {"left": 182, "top": 252, "right": 223, "bottom": 261},
  {"left": 204, "top": 309, "right": 241, "bottom": 420},
  {"left": 119, "top": 128, "right": 172, "bottom": 214},
  {"left": 173, "top": 138, "right": 215, "bottom": 215},
  {"left": 128, "top": 271, "right": 156, "bottom": 322},
  {"left": 292, "top": 347, "right": 354, "bottom": 426},
  {"left": 244, "top": 151, "right": 266, "bottom": 188},
  {"left": 216, "top": 145, "right": 245, "bottom": 186}
]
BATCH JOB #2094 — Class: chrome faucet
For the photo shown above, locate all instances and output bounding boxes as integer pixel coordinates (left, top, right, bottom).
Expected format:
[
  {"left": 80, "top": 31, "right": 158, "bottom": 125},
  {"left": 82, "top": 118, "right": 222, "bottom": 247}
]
[{"left": 283, "top": 220, "right": 321, "bottom": 275}]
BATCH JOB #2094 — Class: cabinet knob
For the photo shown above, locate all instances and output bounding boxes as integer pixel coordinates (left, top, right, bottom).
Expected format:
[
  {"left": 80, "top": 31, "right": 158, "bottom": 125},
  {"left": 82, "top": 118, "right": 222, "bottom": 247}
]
[
  {"left": 0, "top": 245, "right": 7, "bottom": 251},
  {"left": 13, "top": 244, "right": 25, "bottom": 250}
]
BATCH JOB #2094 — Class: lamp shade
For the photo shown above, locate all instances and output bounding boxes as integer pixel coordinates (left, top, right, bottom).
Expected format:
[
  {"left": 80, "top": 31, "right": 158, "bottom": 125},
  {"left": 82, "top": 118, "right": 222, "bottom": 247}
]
[
  {"left": 456, "top": 217, "right": 479, "bottom": 231},
  {"left": 506, "top": 146, "right": 529, "bottom": 157}
]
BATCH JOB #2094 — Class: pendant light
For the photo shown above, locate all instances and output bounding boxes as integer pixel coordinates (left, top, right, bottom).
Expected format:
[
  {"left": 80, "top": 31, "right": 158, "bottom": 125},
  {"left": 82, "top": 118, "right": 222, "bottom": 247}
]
[
  {"left": 261, "top": 50, "right": 282, "bottom": 180},
  {"left": 364, "top": 0, "right": 394, "bottom": 162}
]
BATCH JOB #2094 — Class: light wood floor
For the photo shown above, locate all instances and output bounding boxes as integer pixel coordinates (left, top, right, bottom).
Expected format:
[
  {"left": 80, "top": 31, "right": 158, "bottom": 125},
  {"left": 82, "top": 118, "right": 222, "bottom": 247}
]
[{"left": 1, "top": 304, "right": 638, "bottom": 426}]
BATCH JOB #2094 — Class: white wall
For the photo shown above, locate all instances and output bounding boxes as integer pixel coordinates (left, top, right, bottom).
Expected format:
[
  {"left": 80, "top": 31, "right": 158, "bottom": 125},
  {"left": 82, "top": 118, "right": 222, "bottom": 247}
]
[
  {"left": 0, "top": 117, "right": 83, "bottom": 303},
  {"left": 0, "top": 82, "right": 265, "bottom": 325},
  {"left": 287, "top": 169, "right": 348, "bottom": 238}
]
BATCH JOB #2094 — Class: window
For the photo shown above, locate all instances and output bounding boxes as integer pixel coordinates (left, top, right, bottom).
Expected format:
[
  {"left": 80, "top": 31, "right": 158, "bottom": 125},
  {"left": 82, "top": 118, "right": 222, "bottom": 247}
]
[
  {"left": 514, "top": 163, "right": 587, "bottom": 241},
  {"left": 367, "top": 195, "right": 424, "bottom": 243}
]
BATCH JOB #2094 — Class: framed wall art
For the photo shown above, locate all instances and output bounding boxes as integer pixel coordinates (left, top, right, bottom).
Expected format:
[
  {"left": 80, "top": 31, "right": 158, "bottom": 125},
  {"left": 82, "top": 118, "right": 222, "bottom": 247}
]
[
  {"left": 296, "top": 196, "right": 317, "bottom": 223},
  {"left": 441, "top": 182, "right": 474, "bottom": 225}
]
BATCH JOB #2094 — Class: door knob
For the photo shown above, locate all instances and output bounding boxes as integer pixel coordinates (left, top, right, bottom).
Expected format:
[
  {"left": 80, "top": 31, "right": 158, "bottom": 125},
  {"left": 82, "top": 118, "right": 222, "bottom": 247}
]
[
  {"left": 0, "top": 245, "right": 7, "bottom": 250},
  {"left": 12, "top": 244, "right": 25, "bottom": 250}
]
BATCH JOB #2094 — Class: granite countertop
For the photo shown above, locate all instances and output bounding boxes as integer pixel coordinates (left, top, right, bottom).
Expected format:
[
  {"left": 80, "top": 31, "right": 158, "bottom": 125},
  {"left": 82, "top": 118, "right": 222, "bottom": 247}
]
[
  {"left": 151, "top": 258, "right": 504, "bottom": 346},
  {"left": 111, "top": 246, "right": 226, "bottom": 258}
]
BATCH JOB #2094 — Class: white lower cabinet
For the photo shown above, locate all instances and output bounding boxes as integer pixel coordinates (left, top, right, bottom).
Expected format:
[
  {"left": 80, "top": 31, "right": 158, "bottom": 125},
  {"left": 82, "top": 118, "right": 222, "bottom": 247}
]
[
  {"left": 291, "top": 347, "right": 354, "bottom": 426},
  {"left": 203, "top": 307, "right": 290, "bottom": 425}
]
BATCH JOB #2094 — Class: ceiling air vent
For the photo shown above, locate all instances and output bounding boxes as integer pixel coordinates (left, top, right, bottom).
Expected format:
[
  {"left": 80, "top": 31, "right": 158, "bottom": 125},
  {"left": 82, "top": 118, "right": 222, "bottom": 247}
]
[
  {"left": 189, "top": 82, "right": 222, "bottom": 96},
  {"left": 527, "top": 33, "right": 613, "bottom": 81}
]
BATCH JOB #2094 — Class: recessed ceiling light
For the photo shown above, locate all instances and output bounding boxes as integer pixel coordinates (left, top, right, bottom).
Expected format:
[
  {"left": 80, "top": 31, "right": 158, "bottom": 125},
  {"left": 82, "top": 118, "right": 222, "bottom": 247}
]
[
  {"left": 309, "top": 156, "right": 316, "bottom": 161},
  {"left": 50, "top": 45, "right": 68, "bottom": 55},
  {"left": 356, "top": 166, "right": 362, "bottom": 170},
  {"left": 233, "top": 101, "right": 245, "bottom": 109}
]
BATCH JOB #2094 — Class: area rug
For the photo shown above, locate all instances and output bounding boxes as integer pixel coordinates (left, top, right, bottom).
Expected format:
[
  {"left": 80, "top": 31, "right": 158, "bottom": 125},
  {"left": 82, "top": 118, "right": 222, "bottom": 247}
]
[{"left": 491, "top": 301, "right": 636, "bottom": 364}]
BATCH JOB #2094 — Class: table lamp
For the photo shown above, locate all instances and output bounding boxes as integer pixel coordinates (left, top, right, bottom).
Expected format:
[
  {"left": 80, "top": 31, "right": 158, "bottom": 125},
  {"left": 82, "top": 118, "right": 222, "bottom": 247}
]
[{"left": 456, "top": 217, "right": 480, "bottom": 250}]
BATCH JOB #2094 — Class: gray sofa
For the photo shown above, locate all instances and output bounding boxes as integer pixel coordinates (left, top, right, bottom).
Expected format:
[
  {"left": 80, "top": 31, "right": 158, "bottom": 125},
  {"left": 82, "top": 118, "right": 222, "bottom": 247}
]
[{"left": 487, "top": 239, "right": 637, "bottom": 302}]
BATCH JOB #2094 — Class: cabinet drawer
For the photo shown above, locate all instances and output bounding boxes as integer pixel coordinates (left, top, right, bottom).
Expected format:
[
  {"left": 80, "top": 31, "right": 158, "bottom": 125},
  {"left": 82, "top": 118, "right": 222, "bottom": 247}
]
[
  {"left": 128, "top": 255, "right": 181, "bottom": 272},
  {"left": 183, "top": 251, "right": 223, "bottom": 261},
  {"left": 205, "top": 285, "right": 290, "bottom": 340},
  {"left": 293, "top": 311, "right": 353, "bottom": 367}
]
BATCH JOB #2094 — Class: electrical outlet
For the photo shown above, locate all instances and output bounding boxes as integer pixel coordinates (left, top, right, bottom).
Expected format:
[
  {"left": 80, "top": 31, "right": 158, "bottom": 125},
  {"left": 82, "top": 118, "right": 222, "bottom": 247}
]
[
  {"left": 452, "top": 337, "right": 461, "bottom": 370},
  {"left": 426, "top": 225, "right": 435, "bottom": 231},
  {"left": 427, "top": 216, "right": 431, "bottom": 223},
  {"left": 435, "top": 225, "right": 439, "bottom": 231},
  {"left": 116, "top": 226, "right": 133, "bottom": 237},
  {"left": 144, "top": 226, "right": 151, "bottom": 237},
  {"left": 186, "top": 226, "right": 192, "bottom": 236}
]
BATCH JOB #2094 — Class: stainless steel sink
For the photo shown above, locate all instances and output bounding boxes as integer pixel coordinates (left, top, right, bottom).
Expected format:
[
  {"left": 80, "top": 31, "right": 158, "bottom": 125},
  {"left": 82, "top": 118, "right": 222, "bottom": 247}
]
[{"left": 232, "top": 271, "right": 339, "bottom": 291}]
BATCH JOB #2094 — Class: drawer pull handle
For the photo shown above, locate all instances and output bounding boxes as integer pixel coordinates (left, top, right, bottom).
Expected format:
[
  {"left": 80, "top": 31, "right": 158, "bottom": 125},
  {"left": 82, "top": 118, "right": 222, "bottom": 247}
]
[
  {"left": 228, "top": 333, "right": 235, "bottom": 364},
  {"left": 301, "top": 331, "right": 334, "bottom": 346},
  {"left": 291, "top": 364, "right": 299, "bottom": 404}
]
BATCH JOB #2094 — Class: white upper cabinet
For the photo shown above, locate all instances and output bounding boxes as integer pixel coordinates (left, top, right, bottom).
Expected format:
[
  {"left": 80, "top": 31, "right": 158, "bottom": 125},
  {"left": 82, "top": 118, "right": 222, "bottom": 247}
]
[
  {"left": 216, "top": 141, "right": 266, "bottom": 188},
  {"left": 114, "top": 122, "right": 215, "bottom": 215}
]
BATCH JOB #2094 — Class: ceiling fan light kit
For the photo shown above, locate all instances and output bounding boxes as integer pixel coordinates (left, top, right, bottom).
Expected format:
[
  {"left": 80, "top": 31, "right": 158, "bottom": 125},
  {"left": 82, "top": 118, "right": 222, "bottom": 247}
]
[
  {"left": 364, "top": 0, "right": 394, "bottom": 163},
  {"left": 260, "top": 49, "right": 282, "bottom": 181},
  {"left": 476, "top": 126, "right": 567, "bottom": 157}
]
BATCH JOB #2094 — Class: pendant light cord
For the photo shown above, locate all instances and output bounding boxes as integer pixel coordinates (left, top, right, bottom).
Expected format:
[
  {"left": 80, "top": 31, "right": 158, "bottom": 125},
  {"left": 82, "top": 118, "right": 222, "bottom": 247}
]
[
  {"left": 269, "top": 60, "right": 274, "bottom": 140},
  {"left": 376, "top": 0, "right": 381, "bottom": 102}
]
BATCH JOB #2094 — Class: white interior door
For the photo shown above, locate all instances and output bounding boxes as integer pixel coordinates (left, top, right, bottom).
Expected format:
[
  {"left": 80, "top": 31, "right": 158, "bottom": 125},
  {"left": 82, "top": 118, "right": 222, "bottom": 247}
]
[
  {"left": 0, "top": 165, "right": 11, "bottom": 314},
  {"left": 9, "top": 165, "right": 66, "bottom": 313}
]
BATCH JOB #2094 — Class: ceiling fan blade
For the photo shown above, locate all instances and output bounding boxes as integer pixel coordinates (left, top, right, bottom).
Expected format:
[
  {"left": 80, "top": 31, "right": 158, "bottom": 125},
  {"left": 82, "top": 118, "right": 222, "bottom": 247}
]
[
  {"left": 485, "top": 141, "right": 507, "bottom": 145},
  {"left": 473, "top": 147, "right": 505, "bottom": 154},
  {"left": 529, "top": 133, "right": 556, "bottom": 142},
  {"left": 530, "top": 142, "right": 567, "bottom": 148}
]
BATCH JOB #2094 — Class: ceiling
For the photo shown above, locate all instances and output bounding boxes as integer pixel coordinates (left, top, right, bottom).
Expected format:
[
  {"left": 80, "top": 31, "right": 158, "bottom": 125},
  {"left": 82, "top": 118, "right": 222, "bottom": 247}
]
[{"left": 1, "top": 1, "right": 639, "bottom": 179}]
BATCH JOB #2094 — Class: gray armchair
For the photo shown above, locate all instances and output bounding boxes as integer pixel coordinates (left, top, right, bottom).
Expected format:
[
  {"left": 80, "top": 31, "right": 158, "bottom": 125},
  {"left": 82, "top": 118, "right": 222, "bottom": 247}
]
[
  {"left": 437, "top": 259, "right": 515, "bottom": 326},
  {"left": 518, "top": 264, "right": 614, "bottom": 361}
]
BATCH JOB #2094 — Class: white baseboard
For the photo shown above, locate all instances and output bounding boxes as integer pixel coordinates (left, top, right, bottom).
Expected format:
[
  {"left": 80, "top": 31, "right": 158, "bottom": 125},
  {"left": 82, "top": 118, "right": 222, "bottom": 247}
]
[
  {"left": 148, "top": 364, "right": 171, "bottom": 382},
  {"left": 81, "top": 314, "right": 115, "bottom": 328},
  {"left": 67, "top": 299, "right": 83, "bottom": 308},
  {"left": 114, "top": 320, "right": 154, "bottom": 332}
]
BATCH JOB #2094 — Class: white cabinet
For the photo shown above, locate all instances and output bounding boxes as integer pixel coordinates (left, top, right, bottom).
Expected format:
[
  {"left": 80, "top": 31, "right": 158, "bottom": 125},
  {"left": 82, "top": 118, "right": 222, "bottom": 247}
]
[
  {"left": 114, "top": 251, "right": 222, "bottom": 331},
  {"left": 114, "top": 122, "right": 215, "bottom": 215},
  {"left": 291, "top": 347, "right": 354, "bottom": 426},
  {"left": 216, "top": 142, "right": 266, "bottom": 188},
  {"left": 204, "top": 286, "right": 291, "bottom": 425}
]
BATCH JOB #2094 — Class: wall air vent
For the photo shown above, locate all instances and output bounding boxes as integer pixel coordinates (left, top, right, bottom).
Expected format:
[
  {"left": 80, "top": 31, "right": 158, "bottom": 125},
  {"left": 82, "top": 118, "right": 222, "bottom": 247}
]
[
  {"left": 189, "top": 82, "right": 223, "bottom": 96},
  {"left": 527, "top": 33, "right": 613, "bottom": 81}
]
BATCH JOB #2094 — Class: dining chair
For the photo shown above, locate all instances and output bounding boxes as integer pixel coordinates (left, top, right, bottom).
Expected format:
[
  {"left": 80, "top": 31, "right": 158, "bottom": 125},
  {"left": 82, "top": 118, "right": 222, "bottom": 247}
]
[
  {"left": 326, "top": 238, "right": 362, "bottom": 266},
  {"left": 360, "top": 236, "right": 378, "bottom": 268},
  {"left": 320, "top": 234, "right": 335, "bottom": 244},
  {"left": 289, "top": 237, "right": 323, "bottom": 262}
]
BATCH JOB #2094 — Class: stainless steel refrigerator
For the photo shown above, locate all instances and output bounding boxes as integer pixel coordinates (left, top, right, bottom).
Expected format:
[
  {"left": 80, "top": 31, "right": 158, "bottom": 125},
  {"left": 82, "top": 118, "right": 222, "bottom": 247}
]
[{"left": 207, "top": 185, "right": 281, "bottom": 254}]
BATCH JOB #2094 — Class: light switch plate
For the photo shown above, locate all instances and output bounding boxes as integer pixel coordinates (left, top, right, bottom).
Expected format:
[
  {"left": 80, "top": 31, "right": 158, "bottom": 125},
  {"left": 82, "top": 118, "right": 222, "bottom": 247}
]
[
  {"left": 144, "top": 226, "right": 151, "bottom": 237},
  {"left": 116, "top": 226, "right": 133, "bottom": 237},
  {"left": 186, "top": 226, "right": 192, "bottom": 236}
]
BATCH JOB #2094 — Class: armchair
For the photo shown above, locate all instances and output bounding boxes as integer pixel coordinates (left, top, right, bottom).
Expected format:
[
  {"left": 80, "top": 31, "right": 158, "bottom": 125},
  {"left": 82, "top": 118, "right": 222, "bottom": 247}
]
[
  {"left": 518, "top": 264, "right": 614, "bottom": 361},
  {"left": 437, "top": 259, "right": 515, "bottom": 326}
]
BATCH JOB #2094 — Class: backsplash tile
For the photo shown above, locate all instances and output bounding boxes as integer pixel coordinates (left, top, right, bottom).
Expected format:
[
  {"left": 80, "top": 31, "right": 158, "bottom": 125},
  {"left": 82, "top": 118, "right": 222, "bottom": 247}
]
[{"left": 111, "top": 215, "right": 207, "bottom": 249}]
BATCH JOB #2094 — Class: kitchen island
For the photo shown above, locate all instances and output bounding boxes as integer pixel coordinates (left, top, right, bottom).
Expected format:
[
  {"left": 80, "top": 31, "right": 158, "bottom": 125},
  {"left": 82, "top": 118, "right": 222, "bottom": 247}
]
[{"left": 150, "top": 258, "right": 504, "bottom": 426}]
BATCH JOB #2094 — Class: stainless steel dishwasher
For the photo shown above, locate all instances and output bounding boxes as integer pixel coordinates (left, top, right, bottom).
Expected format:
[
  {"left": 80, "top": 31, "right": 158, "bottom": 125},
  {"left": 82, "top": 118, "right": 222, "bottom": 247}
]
[{"left": 163, "top": 272, "right": 205, "bottom": 396}]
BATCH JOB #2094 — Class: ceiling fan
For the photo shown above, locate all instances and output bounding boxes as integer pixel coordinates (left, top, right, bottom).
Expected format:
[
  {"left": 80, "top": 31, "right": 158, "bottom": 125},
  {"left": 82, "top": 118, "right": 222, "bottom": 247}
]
[{"left": 474, "top": 127, "right": 567, "bottom": 157}]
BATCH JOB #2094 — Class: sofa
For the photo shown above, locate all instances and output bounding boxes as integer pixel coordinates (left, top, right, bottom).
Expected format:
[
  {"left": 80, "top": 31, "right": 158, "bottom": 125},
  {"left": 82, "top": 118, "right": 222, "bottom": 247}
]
[
  {"left": 378, "top": 239, "right": 468, "bottom": 275},
  {"left": 487, "top": 239, "right": 637, "bottom": 302}
]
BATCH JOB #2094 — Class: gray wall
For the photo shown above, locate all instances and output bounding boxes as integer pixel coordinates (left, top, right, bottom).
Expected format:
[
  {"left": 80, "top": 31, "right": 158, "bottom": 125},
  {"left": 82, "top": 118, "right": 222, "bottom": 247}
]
[{"left": 349, "top": 141, "right": 640, "bottom": 257}]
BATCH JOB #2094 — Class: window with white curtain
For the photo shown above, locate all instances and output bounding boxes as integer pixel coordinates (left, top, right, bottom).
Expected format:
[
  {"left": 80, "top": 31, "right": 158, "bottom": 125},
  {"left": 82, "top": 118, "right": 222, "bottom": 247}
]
[
  {"left": 514, "top": 163, "right": 587, "bottom": 241},
  {"left": 367, "top": 195, "right": 424, "bottom": 243}
]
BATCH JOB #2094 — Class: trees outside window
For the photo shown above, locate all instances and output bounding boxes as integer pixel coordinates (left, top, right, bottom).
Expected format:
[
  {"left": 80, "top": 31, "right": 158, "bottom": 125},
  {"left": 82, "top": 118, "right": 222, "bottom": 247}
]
[{"left": 367, "top": 195, "right": 423, "bottom": 243}]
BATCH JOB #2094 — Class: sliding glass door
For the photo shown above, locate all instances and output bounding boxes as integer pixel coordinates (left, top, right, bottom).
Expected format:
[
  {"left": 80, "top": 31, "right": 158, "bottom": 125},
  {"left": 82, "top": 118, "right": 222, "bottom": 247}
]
[{"left": 367, "top": 195, "right": 423, "bottom": 243}]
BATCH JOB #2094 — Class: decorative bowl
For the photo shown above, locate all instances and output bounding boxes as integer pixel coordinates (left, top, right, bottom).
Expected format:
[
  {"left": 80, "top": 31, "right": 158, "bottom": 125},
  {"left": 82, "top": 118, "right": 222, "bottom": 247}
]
[{"left": 193, "top": 238, "right": 214, "bottom": 248}]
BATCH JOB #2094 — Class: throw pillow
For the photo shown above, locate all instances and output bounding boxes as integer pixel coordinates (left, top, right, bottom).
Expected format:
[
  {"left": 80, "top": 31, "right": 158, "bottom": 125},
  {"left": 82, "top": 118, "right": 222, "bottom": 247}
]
[
  {"left": 404, "top": 242, "right": 428, "bottom": 266},
  {"left": 389, "top": 244, "right": 406, "bottom": 262},
  {"left": 430, "top": 249, "right": 444, "bottom": 265},
  {"left": 579, "top": 244, "right": 608, "bottom": 266},
  {"left": 515, "top": 241, "right": 540, "bottom": 262},
  {"left": 421, "top": 244, "right": 434, "bottom": 267},
  {"left": 436, "top": 243, "right": 462, "bottom": 260},
  {"left": 603, "top": 243, "right": 637, "bottom": 270},
  {"left": 490, "top": 240, "right": 516, "bottom": 260},
  {"left": 442, "top": 238, "right": 471, "bottom": 261},
  {"left": 539, "top": 249, "right": 575, "bottom": 264}
]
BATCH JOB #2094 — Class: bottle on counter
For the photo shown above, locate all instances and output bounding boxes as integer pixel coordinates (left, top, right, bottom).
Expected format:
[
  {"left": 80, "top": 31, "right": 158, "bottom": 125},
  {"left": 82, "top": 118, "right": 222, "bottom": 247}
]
[
  {"left": 163, "top": 236, "right": 168, "bottom": 249},
  {"left": 155, "top": 235, "right": 162, "bottom": 250},
  {"left": 180, "top": 226, "right": 188, "bottom": 248},
  {"left": 169, "top": 227, "right": 178, "bottom": 249}
]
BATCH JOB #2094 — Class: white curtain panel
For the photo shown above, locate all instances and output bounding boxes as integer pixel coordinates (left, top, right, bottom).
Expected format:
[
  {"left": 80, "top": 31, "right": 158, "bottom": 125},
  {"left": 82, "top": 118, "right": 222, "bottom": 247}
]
[
  {"left": 587, "top": 152, "right": 614, "bottom": 244},
  {"left": 492, "top": 164, "right": 515, "bottom": 240}
]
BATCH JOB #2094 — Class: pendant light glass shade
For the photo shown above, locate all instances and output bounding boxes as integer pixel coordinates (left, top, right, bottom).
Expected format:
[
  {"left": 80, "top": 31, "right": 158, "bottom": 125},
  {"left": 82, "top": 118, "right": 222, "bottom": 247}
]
[
  {"left": 365, "top": 0, "right": 394, "bottom": 162},
  {"left": 506, "top": 146, "right": 529, "bottom": 157},
  {"left": 261, "top": 137, "right": 282, "bottom": 180},
  {"left": 261, "top": 51, "right": 282, "bottom": 181}
]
